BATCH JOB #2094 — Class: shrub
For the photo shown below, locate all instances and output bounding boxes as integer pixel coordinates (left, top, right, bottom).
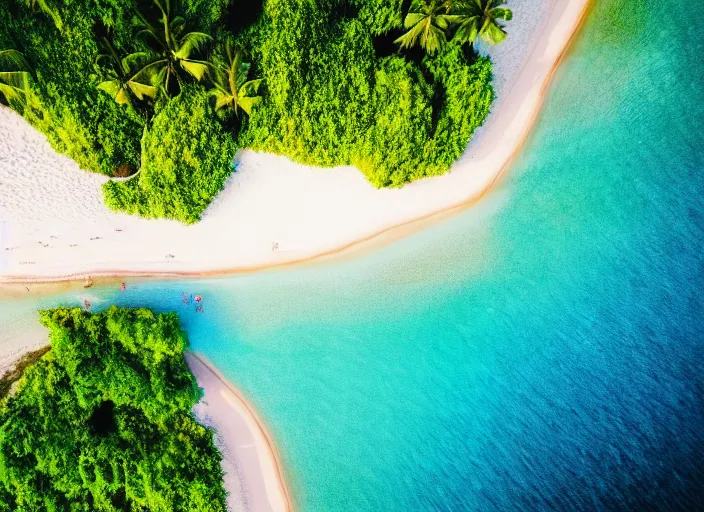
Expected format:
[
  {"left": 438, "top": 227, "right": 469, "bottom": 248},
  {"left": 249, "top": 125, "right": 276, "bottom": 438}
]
[
  {"left": 0, "top": 1, "right": 143, "bottom": 175},
  {"left": 103, "top": 85, "right": 236, "bottom": 223},
  {"left": 2, "top": 0, "right": 496, "bottom": 220},
  {"left": 240, "top": 0, "right": 494, "bottom": 188},
  {"left": 0, "top": 306, "right": 226, "bottom": 511}
]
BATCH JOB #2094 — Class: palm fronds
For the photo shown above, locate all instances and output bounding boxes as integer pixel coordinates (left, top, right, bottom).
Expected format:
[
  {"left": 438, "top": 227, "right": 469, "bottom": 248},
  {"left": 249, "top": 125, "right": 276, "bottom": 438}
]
[
  {"left": 0, "top": 50, "right": 32, "bottom": 104},
  {"left": 23, "top": 0, "right": 63, "bottom": 31},
  {"left": 452, "top": 0, "right": 513, "bottom": 46},
  {"left": 395, "top": 0, "right": 454, "bottom": 54},
  {"left": 395, "top": 0, "right": 513, "bottom": 54},
  {"left": 208, "top": 38, "right": 263, "bottom": 116}
]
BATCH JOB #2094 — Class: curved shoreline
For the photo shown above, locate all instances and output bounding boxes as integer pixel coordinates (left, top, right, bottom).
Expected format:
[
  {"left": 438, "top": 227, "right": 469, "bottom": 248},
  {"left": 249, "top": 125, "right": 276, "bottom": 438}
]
[
  {"left": 0, "top": 327, "right": 292, "bottom": 511},
  {"left": 0, "top": 0, "right": 591, "bottom": 285},
  {"left": 185, "top": 352, "right": 293, "bottom": 512}
]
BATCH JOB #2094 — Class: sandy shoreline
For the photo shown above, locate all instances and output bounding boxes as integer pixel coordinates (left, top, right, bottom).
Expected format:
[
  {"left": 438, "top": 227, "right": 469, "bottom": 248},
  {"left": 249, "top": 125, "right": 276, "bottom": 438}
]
[
  {"left": 0, "top": 330, "right": 291, "bottom": 512},
  {"left": 186, "top": 353, "right": 293, "bottom": 512},
  {"left": 0, "top": 0, "right": 591, "bottom": 284}
]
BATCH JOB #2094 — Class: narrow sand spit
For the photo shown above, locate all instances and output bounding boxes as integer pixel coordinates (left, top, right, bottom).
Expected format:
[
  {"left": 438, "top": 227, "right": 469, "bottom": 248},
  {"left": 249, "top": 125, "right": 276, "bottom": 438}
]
[
  {"left": 186, "top": 353, "right": 292, "bottom": 512},
  {"left": 0, "top": 0, "right": 591, "bottom": 283}
]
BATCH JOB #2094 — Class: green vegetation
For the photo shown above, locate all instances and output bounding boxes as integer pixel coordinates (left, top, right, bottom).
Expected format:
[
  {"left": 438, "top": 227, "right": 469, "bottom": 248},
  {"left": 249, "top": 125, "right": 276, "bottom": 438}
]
[
  {"left": 0, "top": 346, "right": 50, "bottom": 400},
  {"left": 0, "top": 306, "right": 226, "bottom": 511},
  {"left": 209, "top": 36, "right": 263, "bottom": 116},
  {"left": 1, "top": 0, "right": 512, "bottom": 218},
  {"left": 128, "top": 0, "right": 213, "bottom": 101},
  {"left": 451, "top": 0, "right": 513, "bottom": 46},
  {"left": 95, "top": 39, "right": 158, "bottom": 107},
  {"left": 240, "top": 0, "right": 496, "bottom": 187},
  {"left": 0, "top": 49, "right": 31, "bottom": 105},
  {"left": 395, "top": 0, "right": 454, "bottom": 54},
  {"left": 396, "top": 0, "right": 513, "bottom": 52},
  {"left": 22, "top": 0, "right": 62, "bottom": 31},
  {"left": 0, "top": 1, "right": 145, "bottom": 175},
  {"left": 104, "top": 85, "right": 236, "bottom": 223}
]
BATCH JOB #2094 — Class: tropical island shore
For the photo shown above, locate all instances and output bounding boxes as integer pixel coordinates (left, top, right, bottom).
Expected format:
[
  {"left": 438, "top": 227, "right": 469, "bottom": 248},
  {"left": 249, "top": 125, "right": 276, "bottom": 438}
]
[
  {"left": 186, "top": 353, "right": 292, "bottom": 512},
  {"left": 0, "top": 0, "right": 590, "bottom": 283},
  {"left": 0, "top": 318, "right": 290, "bottom": 512}
]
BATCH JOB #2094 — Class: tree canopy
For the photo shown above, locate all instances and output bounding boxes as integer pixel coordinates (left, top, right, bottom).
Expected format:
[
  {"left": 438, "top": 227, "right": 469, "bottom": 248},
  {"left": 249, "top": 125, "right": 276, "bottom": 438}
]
[
  {"left": 1, "top": 0, "right": 505, "bottom": 214},
  {"left": 396, "top": 0, "right": 514, "bottom": 53},
  {"left": 453, "top": 0, "right": 513, "bottom": 46},
  {"left": 0, "top": 306, "right": 226, "bottom": 511}
]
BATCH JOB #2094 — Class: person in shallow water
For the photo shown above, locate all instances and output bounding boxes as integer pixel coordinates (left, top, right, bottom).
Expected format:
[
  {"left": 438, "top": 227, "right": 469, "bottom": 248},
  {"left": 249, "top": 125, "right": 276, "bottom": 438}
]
[{"left": 120, "top": 282, "right": 126, "bottom": 291}]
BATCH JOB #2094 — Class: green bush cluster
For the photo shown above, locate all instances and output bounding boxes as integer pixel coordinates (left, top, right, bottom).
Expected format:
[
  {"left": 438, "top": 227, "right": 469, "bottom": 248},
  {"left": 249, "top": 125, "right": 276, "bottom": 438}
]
[
  {"left": 0, "top": 0, "right": 144, "bottom": 175},
  {"left": 0, "top": 306, "right": 226, "bottom": 511},
  {"left": 103, "top": 86, "right": 236, "bottom": 223},
  {"left": 1, "top": 0, "right": 496, "bottom": 218},
  {"left": 240, "top": 0, "right": 494, "bottom": 187}
]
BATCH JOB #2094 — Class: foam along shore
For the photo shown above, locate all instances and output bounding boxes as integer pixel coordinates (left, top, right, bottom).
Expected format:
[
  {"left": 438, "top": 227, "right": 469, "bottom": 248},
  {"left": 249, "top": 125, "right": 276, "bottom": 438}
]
[
  {"left": 0, "top": 0, "right": 590, "bottom": 283},
  {"left": 186, "top": 353, "right": 292, "bottom": 512}
]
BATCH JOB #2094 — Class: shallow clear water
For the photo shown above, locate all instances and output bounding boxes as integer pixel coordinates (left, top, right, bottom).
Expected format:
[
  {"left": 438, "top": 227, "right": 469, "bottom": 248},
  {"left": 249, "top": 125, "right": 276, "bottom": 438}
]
[{"left": 2, "top": 0, "right": 703, "bottom": 509}]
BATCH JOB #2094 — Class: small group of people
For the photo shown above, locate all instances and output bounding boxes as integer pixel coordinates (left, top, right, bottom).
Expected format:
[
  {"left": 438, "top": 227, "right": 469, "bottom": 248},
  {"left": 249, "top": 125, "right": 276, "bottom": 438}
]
[
  {"left": 82, "top": 281, "right": 127, "bottom": 311},
  {"left": 182, "top": 292, "right": 204, "bottom": 313},
  {"left": 82, "top": 283, "right": 205, "bottom": 313}
]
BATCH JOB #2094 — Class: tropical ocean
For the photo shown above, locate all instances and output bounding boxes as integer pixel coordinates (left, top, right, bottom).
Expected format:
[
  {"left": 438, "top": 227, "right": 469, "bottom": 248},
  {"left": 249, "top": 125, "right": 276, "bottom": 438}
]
[{"left": 1, "top": 0, "right": 703, "bottom": 509}]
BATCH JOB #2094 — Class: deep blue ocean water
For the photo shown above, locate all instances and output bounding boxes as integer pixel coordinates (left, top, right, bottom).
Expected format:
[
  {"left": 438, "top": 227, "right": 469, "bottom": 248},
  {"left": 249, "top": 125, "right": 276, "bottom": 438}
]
[{"left": 1, "top": 0, "right": 703, "bottom": 509}]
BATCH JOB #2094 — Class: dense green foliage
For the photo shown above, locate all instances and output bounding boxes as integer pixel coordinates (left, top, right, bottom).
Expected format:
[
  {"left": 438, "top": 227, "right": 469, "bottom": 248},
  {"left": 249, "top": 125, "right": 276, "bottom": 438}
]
[
  {"left": 450, "top": 0, "right": 513, "bottom": 46},
  {"left": 0, "top": 346, "right": 49, "bottom": 401},
  {"left": 239, "top": 0, "right": 494, "bottom": 187},
  {"left": 0, "top": 307, "right": 226, "bottom": 511},
  {"left": 128, "top": 0, "right": 214, "bottom": 101},
  {"left": 0, "top": 49, "right": 31, "bottom": 104},
  {"left": 0, "top": 0, "right": 231, "bottom": 177},
  {"left": 0, "top": 0, "right": 144, "bottom": 174},
  {"left": 1, "top": 0, "right": 500, "bottom": 216},
  {"left": 395, "top": 0, "right": 513, "bottom": 53},
  {"left": 104, "top": 85, "right": 236, "bottom": 223},
  {"left": 209, "top": 36, "right": 263, "bottom": 116}
]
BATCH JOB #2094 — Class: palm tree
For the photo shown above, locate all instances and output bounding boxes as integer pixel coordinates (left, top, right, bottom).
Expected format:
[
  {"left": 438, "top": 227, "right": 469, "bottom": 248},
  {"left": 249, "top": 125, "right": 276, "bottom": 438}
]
[
  {"left": 23, "top": 0, "right": 63, "bottom": 31},
  {"left": 395, "top": 0, "right": 455, "bottom": 54},
  {"left": 0, "top": 50, "right": 31, "bottom": 105},
  {"left": 95, "top": 39, "right": 158, "bottom": 105},
  {"left": 452, "top": 0, "right": 513, "bottom": 46},
  {"left": 208, "top": 38, "right": 263, "bottom": 116},
  {"left": 130, "top": 0, "right": 212, "bottom": 98}
]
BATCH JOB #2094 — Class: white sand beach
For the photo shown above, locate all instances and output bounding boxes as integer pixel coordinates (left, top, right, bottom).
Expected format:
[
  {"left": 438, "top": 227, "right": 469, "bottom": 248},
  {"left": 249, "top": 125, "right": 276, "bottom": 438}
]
[
  {"left": 186, "top": 353, "right": 292, "bottom": 512},
  {"left": 0, "top": 0, "right": 591, "bottom": 283}
]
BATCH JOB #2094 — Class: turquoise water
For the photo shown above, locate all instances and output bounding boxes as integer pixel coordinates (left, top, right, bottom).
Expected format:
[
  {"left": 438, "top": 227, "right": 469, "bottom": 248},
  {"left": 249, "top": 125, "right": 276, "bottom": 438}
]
[{"left": 2, "top": 0, "right": 704, "bottom": 509}]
